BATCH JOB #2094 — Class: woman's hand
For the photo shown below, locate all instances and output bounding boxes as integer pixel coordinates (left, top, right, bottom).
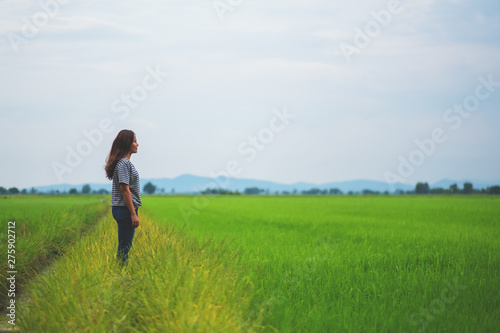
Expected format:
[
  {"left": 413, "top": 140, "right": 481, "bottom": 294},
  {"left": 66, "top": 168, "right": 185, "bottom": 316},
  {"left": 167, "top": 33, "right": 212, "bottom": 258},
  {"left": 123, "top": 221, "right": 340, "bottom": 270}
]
[{"left": 131, "top": 213, "right": 140, "bottom": 228}]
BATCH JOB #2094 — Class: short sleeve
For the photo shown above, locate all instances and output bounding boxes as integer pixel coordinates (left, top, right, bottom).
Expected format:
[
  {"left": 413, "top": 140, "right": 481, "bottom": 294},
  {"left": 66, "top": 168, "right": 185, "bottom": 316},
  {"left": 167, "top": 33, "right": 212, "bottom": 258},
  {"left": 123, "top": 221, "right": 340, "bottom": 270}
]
[{"left": 116, "top": 160, "right": 130, "bottom": 185}]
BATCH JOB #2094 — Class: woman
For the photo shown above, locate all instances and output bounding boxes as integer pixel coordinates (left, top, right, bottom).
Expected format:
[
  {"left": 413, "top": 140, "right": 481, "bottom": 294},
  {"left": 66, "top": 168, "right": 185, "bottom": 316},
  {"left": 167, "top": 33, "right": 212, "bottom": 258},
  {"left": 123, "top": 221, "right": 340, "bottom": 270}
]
[{"left": 105, "top": 130, "right": 141, "bottom": 264}]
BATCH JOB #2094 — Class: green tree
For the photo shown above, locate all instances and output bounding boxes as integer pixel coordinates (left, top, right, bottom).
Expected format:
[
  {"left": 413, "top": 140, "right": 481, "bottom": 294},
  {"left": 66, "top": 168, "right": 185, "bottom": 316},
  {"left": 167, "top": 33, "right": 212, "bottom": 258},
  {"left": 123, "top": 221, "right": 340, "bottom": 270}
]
[
  {"left": 143, "top": 182, "right": 157, "bottom": 194},
  {"left": 69, "top": 188, "right": 78, "bottom": 194},
  {"left": 489, "top": 186, "right": 500, "bottom": 195},
  {"left": 415, "top": 182, "right": 430, "bottom": 194},
  {"left": 429, "top": 187, "right": 446, "bottom": 194},
  {"left": 463, "top": 182, "right": 473, "bottom": 194},
  {"left": 449, "top": 183, "right": 459, "bottom": 194},
  {"left": 362, "top": 189, "right": 379, "bottom": 195},
  {"left": 303, "top": 188, "right": 322, "bottom": 195},
  {"left": 82, "top": 184, "right": 91, "bottom": 194},
  {"left": 8, "top": 187, "right": 19, "bottom": 195},
  {"left": 244, "top": 187, "right": 262, "bottom": 195},
  {"left": 329, "top": 188, "right": 343, "bottom": 195}
]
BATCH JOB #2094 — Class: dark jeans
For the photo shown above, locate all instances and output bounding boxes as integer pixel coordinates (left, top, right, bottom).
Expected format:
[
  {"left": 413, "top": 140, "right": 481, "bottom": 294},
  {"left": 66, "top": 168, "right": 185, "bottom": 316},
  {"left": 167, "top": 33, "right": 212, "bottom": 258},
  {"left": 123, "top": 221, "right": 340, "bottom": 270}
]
[{"left": 112, "top": 206, "right": 138, "bottom": 264}]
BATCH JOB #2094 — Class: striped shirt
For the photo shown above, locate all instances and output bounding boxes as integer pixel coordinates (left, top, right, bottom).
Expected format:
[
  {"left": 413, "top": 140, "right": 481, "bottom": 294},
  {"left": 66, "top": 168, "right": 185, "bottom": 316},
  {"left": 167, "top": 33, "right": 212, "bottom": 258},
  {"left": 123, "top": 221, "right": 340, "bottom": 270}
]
[{"left": 111, "top": 157, "right": 142, "bottom": 208}]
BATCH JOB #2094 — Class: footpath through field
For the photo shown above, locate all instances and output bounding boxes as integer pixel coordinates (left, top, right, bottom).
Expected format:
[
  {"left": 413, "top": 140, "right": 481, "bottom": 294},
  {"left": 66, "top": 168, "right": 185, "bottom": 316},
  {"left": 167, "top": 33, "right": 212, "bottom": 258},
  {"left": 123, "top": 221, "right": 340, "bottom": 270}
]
[
  {"left": 14, "top": 209, "right": 263, "bottom": 332},
  {"left": 0, "top": 196, "right": 110, "bottom": 331}
]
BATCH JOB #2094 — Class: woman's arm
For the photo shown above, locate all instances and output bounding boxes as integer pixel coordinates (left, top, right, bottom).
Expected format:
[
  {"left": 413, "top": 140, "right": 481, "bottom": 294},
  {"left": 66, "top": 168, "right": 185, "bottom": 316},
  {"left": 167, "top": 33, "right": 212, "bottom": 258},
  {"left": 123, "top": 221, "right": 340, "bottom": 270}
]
[{"left": 120, "top": 183, "right": 140, "bottom": 228}]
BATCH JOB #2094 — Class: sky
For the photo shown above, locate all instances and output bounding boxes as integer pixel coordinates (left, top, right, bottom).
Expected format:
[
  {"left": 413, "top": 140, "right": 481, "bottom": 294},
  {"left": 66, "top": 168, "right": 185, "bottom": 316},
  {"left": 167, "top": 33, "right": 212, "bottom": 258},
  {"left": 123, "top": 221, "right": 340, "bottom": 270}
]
[{"left": 1, "top": 0, "right": 499, "bottom": 189}]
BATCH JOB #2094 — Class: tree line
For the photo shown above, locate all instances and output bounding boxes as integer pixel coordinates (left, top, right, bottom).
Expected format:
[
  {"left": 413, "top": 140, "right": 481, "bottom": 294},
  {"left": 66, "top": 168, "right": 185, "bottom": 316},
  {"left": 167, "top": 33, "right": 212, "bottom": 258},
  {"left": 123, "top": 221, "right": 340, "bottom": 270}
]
[
  {"left": 0, "top": 185, "right": 109, "bottom": 195},
  {"left": 413, "top": 182, "right": 500, "bottom": 195},
  {"left": 0, "top": 182, "right": 172, "bottom": 195},
  {"left": 144, "top": 183, "right": 500, "bottom": 196},
  {"left": 2, "top": 182, "right": 499, "bottom": 196},
  {"left": 199, "top": 183, "right": 500, "bottom": 196}
]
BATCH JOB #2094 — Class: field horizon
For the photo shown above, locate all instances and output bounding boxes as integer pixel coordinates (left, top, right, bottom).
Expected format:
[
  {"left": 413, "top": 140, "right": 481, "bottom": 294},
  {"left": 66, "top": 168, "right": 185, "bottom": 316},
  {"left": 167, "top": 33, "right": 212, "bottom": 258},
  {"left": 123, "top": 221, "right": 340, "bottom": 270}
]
[{"left": 11, "top": 174, "right": 500, "bottom": 195}]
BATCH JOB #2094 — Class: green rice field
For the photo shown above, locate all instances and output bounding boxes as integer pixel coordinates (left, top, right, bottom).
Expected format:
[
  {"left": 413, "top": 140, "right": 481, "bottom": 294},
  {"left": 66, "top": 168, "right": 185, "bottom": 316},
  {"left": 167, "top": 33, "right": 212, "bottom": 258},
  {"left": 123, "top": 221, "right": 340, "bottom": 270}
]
[
  {"left": 0, "top": 196, "right": 108, "bottom": 309},
  {"left": 1, "top": 195, "right": 499, "bottom": 332}
]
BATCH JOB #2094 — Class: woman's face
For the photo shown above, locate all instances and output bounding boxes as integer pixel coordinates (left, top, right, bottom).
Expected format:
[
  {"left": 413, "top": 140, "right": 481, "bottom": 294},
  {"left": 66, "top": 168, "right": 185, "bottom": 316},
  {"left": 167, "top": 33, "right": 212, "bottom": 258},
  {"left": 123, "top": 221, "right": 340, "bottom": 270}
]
[{"left": 129, "top": 136, "right": 139, "bottom": 154}]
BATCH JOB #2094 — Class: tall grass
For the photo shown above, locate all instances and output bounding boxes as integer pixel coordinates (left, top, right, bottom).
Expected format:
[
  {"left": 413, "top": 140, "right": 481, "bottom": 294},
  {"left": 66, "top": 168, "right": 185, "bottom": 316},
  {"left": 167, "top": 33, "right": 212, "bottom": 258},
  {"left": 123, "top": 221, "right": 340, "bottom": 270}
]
[
  {"left": 143, "top": 195, "right": 500, "bottom": 332},
  {"left": 0, "top": 195, "right": 108, "bottom": 309},
  {"left": 7, "top": 195, "right": 500, "bottom": 332},
  {"left": 18, "top": 211, "right": 263, "bottom": 332}
]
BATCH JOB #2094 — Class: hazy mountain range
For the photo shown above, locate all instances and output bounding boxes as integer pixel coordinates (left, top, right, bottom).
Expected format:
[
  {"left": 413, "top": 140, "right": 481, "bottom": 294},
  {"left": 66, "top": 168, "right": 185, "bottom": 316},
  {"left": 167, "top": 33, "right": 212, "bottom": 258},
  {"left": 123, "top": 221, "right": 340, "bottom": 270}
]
[{"left": 31, "top": 175, "right": 500, "bottom": 194}]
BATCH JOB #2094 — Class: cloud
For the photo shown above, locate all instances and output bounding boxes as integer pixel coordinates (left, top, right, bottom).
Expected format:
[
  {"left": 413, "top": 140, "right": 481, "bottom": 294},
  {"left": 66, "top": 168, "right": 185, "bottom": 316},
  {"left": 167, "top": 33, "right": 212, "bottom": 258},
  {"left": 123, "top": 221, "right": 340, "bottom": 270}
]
[
  {"left": 44, "top": 16, "right": 154, "bottom": 41},
  {"left": 126, "top": 118, "right": 158, "bottom": 130},
  {"left": 0, "top": 0, "right": 499, "bottom": 187}
]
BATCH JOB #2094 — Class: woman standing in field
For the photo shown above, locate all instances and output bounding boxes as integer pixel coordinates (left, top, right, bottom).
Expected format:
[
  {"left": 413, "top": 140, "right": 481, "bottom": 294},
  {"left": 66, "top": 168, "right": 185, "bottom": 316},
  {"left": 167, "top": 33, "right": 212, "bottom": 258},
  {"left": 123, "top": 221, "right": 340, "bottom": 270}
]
[{"left": 105, "top": 130, "right": 141, "bottom": 264}]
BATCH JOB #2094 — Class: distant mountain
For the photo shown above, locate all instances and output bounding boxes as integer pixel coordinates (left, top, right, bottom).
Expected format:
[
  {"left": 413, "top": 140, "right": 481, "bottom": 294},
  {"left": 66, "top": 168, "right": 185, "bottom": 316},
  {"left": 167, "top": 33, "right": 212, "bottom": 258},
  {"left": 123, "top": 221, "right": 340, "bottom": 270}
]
[
  {"left": 29, "top": 175, "right": 499, "bottom": 195},
  {"left": 120, "top": 175, "right": 415, "bottom": 194}
]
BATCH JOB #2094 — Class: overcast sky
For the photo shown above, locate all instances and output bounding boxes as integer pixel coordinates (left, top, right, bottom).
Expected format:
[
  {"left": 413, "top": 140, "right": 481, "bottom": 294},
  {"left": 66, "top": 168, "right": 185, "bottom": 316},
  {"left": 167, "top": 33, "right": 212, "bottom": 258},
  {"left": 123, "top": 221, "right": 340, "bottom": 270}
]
[{"left": 1, "top": 0, "right": 499, "bottom": 188}]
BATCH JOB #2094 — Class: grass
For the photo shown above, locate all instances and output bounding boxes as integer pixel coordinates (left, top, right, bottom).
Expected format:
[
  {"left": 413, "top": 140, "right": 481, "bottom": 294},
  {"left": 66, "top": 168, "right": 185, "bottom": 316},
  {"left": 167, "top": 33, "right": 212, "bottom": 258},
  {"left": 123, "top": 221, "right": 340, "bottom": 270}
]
[
  {"left": 18, "top": 211, "right": 262, "bottom": 332},
  {"left": 0, "top": 195, "right": 108, "bottom": 309},
  {"left": 142, "top": 195, "right": 500, "bottom": 332},
  {"left": 4, "top": 195, "right": 500, "bottom": 332}
]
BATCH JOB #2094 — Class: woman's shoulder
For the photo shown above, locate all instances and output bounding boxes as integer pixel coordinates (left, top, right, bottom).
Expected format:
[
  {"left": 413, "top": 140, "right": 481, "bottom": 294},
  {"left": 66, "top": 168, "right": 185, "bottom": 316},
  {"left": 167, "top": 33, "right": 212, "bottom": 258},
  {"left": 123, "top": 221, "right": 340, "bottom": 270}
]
[{"left": 116, "top": 157, "right": 131, "bottom": 167}]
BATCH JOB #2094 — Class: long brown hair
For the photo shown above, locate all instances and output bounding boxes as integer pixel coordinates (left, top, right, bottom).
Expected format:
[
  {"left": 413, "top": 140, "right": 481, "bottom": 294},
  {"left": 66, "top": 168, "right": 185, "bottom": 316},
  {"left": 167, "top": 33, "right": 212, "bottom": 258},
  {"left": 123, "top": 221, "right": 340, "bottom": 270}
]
[{"left": 105, "top": 129, "right": 135, "bottom": 180}]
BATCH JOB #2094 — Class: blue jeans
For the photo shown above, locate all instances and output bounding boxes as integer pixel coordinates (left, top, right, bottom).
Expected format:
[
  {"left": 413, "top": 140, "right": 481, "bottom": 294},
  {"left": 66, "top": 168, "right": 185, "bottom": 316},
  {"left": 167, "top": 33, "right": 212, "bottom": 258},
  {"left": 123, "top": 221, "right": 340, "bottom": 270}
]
[{"left": 112, "top": 206, "right": 138, "bottom": 264}]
